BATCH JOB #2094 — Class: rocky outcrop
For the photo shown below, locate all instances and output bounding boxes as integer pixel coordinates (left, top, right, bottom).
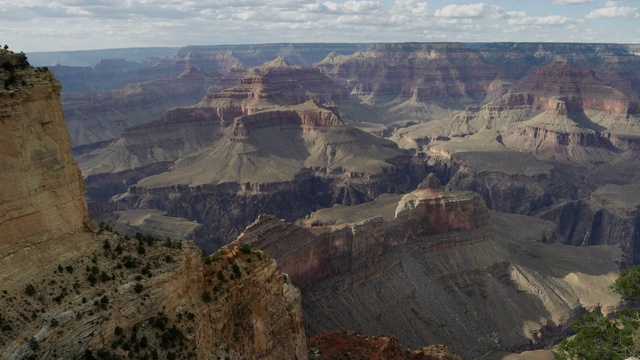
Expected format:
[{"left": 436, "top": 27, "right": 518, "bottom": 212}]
[
  {"left": 234, "top": 188, "right": 488, "bottom": 290},
  {"left": 0, "top": 50, "right": 92, "bottom": 259},
  {"left": 471, "top": 43, "right": 640, "bottom": 99},
  {"left": 539, "top": 183, "right": 640, "bottom": 264},
  {"left": 308, "top": 331, "right": 462, "bottom": 360},
  {"left": 232, "top": 186, "right": 622, "bottom": 358},
  {"left": 112, "top": 154, "right": 421, "bottom": 252},
  {"left": 78, "top": 105, "right": 225, "bottom": 177},
  {"left": 509, "top": 61, "right": 635, "bottom": 115},
  {"left": 0, "top": 231, "right": 307, "bottom": 360},
  {"left": 78, "top": 66, "right": 350, "bottom": 177},
  {"left": 315, "top": 43, "right": 504, "bottom": 123},
  {"left": 502, "top": 97, "right": 621, "bottom": 163}
]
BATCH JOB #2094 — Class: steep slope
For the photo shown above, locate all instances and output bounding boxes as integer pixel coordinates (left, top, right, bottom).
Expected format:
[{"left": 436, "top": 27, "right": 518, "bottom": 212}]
[
  {"left": 470, "top": 43, "right": 640, "bottom": 101},
  {"left": 233, "top": 183, "right": 622, "bottom": 358},
  {"left": 0, "top": 49, "right": 307, "bottom": 360},
  {"left": 78, "top": 64, "right": 349, "bottom": 177}
]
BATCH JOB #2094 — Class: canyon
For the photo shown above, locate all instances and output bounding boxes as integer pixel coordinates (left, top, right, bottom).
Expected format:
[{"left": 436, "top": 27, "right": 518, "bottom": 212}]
[
  {"left": 70, "top": 43, "right": 640, "bottom": 265},
  {"left": 6, "top": 41, "right": 640, "bottom": 358}
]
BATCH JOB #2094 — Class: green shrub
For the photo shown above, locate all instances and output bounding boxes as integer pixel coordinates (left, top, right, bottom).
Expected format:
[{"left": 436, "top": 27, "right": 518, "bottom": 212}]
[
  {"left": 24, "top": 283, "right": 36, "bottom": 296},
  {"left": 239, "top": 243, "right": 252, "bottom": 254}
]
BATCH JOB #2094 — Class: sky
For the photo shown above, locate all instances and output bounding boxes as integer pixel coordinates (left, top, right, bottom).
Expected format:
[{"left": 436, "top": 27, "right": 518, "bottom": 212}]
[{"left": 0, "top": 0, "right": 638, "bottom": 53}]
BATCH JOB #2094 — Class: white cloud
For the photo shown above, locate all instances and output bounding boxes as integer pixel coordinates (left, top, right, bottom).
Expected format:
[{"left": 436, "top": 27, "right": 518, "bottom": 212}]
[
  {"left": 342, "top": 0, "right": 380, "bottom": 13},
  {"left": 506, "top": 11, "right": 527, "bottom": 18},
  {"left": 508, "top": 15, "right": 579, "bottom": 26},
  {"left": 393, "top": 0, "right": 427, "bottom": 16},
  {"left": 0, "top": 0, "right": 635, "bottom": 52},
  {"left": 434, "top": 3, "right": 502, "bottom": 19},
  {"left": 552, "top": 0, "right": 593, "bottom": 4},
  {"left": 586, "top": 5, "right": 640, "bottom": 19}
]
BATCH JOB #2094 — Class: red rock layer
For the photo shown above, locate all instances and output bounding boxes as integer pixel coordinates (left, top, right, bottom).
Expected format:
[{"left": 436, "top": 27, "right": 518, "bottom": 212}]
[
  {"left": 316, "top": 43, "right": 502, "bottom": 105},
  {"left": 309, "top": 331, "right": 462, "bottom": 360},
  {"left": 233, "top": 189, "right": 488, "bottom": 291},
  {"left": 510, "top": 61, "right": 635, "bottom": 115}
]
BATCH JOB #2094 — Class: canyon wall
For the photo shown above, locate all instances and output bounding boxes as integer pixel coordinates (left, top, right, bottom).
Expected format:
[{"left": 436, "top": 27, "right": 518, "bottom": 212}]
[{"left": 0, "top": 52, "right": 92, "bottom": 259}]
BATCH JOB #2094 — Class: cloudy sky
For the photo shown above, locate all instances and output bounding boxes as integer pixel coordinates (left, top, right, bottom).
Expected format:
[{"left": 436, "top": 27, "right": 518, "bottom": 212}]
[{"left": 1, "top": 0, "right": 638, "bottom": 52}]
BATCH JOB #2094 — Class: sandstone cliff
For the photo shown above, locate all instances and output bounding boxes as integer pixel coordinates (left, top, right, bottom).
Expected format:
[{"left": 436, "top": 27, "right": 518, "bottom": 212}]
[
  {"left": 0, "top": 49, "right": 92, "bottom": 260},
  {"left": 233, "top": 184, "right": 622, "bottom": 358}
]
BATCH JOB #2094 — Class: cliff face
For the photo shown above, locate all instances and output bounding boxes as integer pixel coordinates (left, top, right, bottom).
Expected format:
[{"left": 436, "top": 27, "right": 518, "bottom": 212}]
[
  {"left": 387, "top": 55, "right": 640, "bottom": 261},
  {"left": 316, "top": 43, "right": 502, "bottom": 105},
  {"left": 195, "top": 247, "right": 307, "bottom": 359},
  {"left": 0, "top": 52, "right": 91, "bottom": 258},
  {"left": 315, "top": 43, "right": 506, "bottom": 124},
  {"left": 233, "top": 189, "right": 487, "bottom": 291}
]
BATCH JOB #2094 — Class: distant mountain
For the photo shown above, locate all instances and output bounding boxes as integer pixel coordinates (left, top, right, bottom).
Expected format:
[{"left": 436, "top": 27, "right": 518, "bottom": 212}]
[{"left": 27, "top": 47, "right": 179, "bottom": 67}]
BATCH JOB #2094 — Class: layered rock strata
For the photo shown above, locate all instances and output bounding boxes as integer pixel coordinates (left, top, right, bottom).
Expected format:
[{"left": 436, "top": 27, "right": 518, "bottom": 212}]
[
  {"left": 233, "top": 186, "right": 622, "bottom": 358},
  {"left": 315, "top": 43, "right": 506, "bottom": 123},
  {"left": 235, "top": 188, "right": 488, "bottom": 290},
  {"left": 64, "top": 67, "right": 219, "bottom": 151},
  {"left": 0, "top": 50, "right": 92, "bottom": 259},
  {"left": 82, "top": 65, "right": 420, "bottom": 250},
  {"left": 392, "top": 59, "right": 640, "bottom": 262},
  {"left": 1, "top": 233, "right": 307, "bottom": 360}
]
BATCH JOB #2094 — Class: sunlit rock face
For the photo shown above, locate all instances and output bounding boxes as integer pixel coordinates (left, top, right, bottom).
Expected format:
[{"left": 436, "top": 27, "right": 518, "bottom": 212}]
[{"left": 0, "top": 50, "right": 92, "bottom": 259}]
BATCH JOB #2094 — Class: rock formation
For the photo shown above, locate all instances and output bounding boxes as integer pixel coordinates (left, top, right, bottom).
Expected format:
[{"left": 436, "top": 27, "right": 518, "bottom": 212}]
[
  {"left": 0, "top": 49, "right": 307, "bottom": 360},
  {"left": 315, "top": 43, "right": 506, "bottom": 124},
  {"left": 64, "top": 66, "right": 220, "bottom": 152},
  {"left": 233, "top": 185, "right": 622, "bottom": 358},
  {"left": 55, "top": 41, "right": 640, "bottom": 270},
  {"left": 308, "top": 331, "right": 462, "bottom": 360},
  {"left": 79, "top": 63, "right": 422, "bottom": 251},
  {"left": 387, "top": 56, "right": 640, "bottom": 262},
  {"left": 0, "top": 49, "right": 92, "bottom": 259},
  {"left": 28, "top": 41, "right": 640, "bottom": 358}
]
